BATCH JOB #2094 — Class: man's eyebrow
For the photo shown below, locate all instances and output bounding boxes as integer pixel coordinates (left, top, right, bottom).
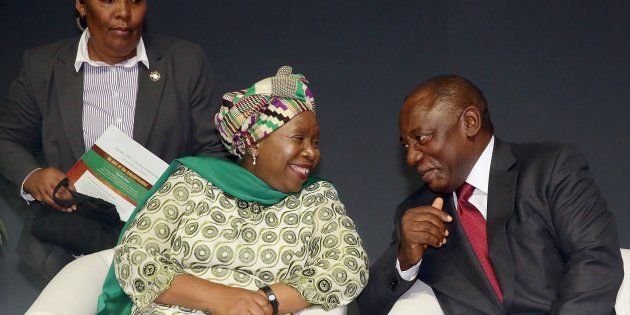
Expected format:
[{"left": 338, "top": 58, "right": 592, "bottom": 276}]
[{"left": 409, "top": 127, "right": 430, "bottom": 135}]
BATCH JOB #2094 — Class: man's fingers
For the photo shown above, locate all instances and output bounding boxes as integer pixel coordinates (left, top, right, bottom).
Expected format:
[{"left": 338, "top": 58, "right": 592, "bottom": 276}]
[
  {"left": 430, "top": 197, "right": 453, "bottom": 222},
  {"left": 406, "top": 205, "right": 452, "bottom": 222},
  {"left": 406, "top": 226, "right": 446, "bottom": 247},
  {"left": 409, "top": 231, "right": 443, "bottom": 248},
  {"left": 404, "top": 211, "right": 449, "bottom": 237},
  {"left": 406, "top": 219, "right": 446, "bottom": 238},
  {"left": 407, "top": 213, "right": 446, "bottom": 233},
  {"left": 432, "top": 197, "right": 444, "bottom": 209}
]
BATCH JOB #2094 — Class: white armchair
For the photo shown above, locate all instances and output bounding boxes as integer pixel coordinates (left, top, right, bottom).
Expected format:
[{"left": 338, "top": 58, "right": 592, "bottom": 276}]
[
  {"left": 388, "top": 248, "right": 630, "bottom": 315},
  {"left": 25, "top": 248, "right": 346, "bottom": 315}
]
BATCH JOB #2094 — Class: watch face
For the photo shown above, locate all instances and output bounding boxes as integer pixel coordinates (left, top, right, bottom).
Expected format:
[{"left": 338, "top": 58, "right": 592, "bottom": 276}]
[{"left": 269, "top": 294, "right": 277, "bottom": 301}]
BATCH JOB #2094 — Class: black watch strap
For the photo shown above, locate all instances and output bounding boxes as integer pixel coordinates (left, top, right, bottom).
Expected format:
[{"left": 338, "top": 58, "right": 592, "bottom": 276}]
[{"left": 260, "top": 285, "right": 279, "bottom": 314}]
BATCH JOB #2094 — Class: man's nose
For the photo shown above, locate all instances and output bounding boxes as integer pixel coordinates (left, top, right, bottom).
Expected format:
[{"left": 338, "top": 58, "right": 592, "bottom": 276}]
[{"left": 406, "top": 148, "right": 424, "bottom": 166}]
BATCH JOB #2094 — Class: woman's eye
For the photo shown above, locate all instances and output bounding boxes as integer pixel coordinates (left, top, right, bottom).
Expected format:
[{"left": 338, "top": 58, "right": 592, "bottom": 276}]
[{"left": 292, "top": 135, "right": 304, "bottom": 143}]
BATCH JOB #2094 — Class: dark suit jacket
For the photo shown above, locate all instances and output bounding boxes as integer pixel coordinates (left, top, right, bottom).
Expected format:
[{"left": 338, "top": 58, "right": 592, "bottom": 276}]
[
  {"left": 0, "top": 34, "right": 226, "bottom": 279},
  {"left": 357, "top": 139, "right": 623, "bottom": 315}
]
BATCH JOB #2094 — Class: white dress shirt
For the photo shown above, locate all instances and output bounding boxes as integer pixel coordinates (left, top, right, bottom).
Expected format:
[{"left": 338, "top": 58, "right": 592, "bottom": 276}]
[{"left": 397, "top": 136, "right": 495, "bottom": 281}]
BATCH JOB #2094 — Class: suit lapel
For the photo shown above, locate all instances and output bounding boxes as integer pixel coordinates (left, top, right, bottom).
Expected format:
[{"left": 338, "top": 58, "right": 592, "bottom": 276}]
[
  {"left": 55, "top": 40, "right": 86, "bottom": 161},
  {"left": 133, "top": 35, "right": 165, "bottom": 146},
  {"left": 420, "top": 194, "right": 500, "bottom": 314},
  {"left": 486, "top": 138, "right": 518, "bottom": 310}
]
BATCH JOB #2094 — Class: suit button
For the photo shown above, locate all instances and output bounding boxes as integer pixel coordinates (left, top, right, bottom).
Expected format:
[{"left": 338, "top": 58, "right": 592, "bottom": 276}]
[{"left": 389, "top": 280, "right": 397, "bottom": 291}]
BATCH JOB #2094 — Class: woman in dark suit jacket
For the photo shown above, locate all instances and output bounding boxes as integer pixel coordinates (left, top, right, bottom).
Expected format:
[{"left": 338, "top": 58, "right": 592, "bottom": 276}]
[{"left": 0, "top": 0, "right": 225, "bottom": 280}]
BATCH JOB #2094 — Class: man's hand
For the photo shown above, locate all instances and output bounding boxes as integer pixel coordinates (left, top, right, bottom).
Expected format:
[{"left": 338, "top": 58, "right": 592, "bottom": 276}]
[
  {"left": 209, "top": 286, "right": 273, "bottom": 315},
  {"left": 23, "top": 167, "right": 75, "bottom": 212},
  {"left": 398, "top": 197, "right": 451, "bottom": 270}
]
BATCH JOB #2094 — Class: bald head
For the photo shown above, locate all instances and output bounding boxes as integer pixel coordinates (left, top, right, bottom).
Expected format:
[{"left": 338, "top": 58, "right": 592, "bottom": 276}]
[{"left": 404, "top": 75, "right": 494, "bottom": 132}]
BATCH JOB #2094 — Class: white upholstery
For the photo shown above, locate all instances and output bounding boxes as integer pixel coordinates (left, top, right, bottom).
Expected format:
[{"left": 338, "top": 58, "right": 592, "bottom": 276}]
[
  {"left": 26, "top": 249, "right": 114, "bottom": 315},
  {"left": 388, "top": 248, "right": 630, "bottom": 315},
  {"left": 26, "top": 248, "right": 346, "bottom": 315},
  {"left": 617, "top": 249, "right": 630, "bottom": 315},
  {"left": 388, "top": 277, "right": 444, "bottom": 315}
]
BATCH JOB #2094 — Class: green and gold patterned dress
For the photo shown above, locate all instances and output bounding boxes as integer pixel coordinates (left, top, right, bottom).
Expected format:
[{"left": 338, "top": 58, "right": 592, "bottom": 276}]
[{"left": 114, "top": 166, "right": 369, "bottom": 314}]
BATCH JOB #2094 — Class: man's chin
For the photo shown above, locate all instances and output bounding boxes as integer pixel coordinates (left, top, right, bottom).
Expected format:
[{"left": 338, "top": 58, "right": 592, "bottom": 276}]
[{"left": 426, "top": 181, "right": 450, "bottom": 194}]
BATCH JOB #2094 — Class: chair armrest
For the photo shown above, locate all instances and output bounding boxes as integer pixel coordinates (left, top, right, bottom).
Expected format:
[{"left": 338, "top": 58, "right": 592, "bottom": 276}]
[{"left": 388, "top": 279, "right": 444, "bottom": 315}]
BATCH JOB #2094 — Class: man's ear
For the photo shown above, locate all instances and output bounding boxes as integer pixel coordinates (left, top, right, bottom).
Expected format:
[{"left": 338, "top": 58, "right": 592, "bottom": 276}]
[{"left": 462, "top": 106, "right": 482, "bottom": 137}]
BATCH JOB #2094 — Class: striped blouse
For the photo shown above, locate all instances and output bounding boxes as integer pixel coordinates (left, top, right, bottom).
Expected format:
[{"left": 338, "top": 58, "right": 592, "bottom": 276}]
[{"left": 74, "top": 28, "right": 149, "bottom": 151}]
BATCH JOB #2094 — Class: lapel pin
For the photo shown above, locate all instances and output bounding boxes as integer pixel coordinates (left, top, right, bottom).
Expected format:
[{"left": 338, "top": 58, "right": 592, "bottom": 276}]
[{"left": 149, "top": 71, "right": 161, "bottom": 82}]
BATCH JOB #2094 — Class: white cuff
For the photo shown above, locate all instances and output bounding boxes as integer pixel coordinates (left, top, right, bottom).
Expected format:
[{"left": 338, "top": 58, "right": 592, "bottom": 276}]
[
  {"left": 396, "top": 258, "right": 422, "bottom": 281},
  {"left": 20, "top": 168, "right": 42, "bottom": 204}
]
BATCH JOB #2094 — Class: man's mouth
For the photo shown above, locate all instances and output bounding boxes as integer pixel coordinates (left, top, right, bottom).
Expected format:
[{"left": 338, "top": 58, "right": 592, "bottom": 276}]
[{"left": 419, "top": 167, "right": 438, "bottom": 181}]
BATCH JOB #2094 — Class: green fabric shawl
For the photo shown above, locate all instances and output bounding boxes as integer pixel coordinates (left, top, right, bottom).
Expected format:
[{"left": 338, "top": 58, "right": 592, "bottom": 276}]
[{"left": 96, "top": 156, "right": 321, "bottom": 314}]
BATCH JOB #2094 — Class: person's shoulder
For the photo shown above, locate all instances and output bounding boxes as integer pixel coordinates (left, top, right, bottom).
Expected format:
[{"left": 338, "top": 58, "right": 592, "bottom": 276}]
[
  {"left": 508, "top": 141, "right": 583, "bottom": 167},
  {"left": 22, "top": 37, "right": 78, "bottom": 64},
  {"left": 303, "top": 179, "right": 338, "bottom": 196},
  {"left": 297, "top": 180, "right": 345, "bottom": 207},
  {"left": 503, "top": 140, "right": 592, "bottom": 181},
  {"left": 143, "top": 34, "right": 204, "bottom": 57}
]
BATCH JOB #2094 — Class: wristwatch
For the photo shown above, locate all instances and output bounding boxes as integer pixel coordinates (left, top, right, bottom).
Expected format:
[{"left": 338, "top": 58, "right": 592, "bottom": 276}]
[{"left": 260, "top": 285, "right": 279, "bottom": 314}]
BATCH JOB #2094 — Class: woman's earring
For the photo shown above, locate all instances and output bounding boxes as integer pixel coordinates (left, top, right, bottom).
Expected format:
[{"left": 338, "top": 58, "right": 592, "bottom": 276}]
[
  {"left": 75, "top": 12, "right": 86, "bottom": 32},
  {"left": 252, "top": 154, "right": 257, "bottom": 166}
]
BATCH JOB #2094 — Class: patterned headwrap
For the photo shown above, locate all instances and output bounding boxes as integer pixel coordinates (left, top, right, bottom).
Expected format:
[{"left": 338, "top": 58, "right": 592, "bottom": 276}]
[{"left": 215, "top": 66, "right": 316, "bottom": 157}]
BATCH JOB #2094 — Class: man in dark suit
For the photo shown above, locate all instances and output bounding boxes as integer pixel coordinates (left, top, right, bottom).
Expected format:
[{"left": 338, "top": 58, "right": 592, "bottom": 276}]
[
  {"left": 357, "top": 75, "right": 623, "bottom": 314},
  {"left": 0, "top": 0, "right": 225, "bottom": 280}
]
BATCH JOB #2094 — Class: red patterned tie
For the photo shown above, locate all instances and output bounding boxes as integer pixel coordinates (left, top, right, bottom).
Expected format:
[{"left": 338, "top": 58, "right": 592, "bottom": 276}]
[{"left": 457, "top": 182, "right": 503, "bottom": 303}]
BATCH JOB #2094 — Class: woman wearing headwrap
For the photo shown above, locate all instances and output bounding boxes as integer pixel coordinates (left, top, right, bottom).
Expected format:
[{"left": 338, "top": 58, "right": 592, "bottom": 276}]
[{"left": 97, "top": 66, "right": 369, "bottom": 315}]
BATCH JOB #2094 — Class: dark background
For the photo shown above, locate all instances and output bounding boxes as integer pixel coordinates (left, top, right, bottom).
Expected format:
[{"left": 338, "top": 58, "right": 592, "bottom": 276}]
[{"left": 1, "top": 1, "right": 628, "bottom": 313}]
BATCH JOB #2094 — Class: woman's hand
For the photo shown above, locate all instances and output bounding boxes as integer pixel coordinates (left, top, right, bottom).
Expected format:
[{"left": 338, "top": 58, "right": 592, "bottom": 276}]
[
  {"left": 155, "top": 274, "right": 273, "bottom": 315},
  {"left": 23, "top": 167, "right": 76, "bottom": 212},
  {"left": 209, "top": 287, "right": 272, "bottom": 315}
]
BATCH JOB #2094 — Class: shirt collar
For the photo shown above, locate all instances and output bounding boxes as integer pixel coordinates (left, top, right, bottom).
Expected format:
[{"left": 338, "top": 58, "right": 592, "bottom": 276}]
[
  {"left": 74, "top": 28, "right": 149, "bottom": 72},
  {"left": 464, "top": 135, "right": 495, "bottom": 194}
]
